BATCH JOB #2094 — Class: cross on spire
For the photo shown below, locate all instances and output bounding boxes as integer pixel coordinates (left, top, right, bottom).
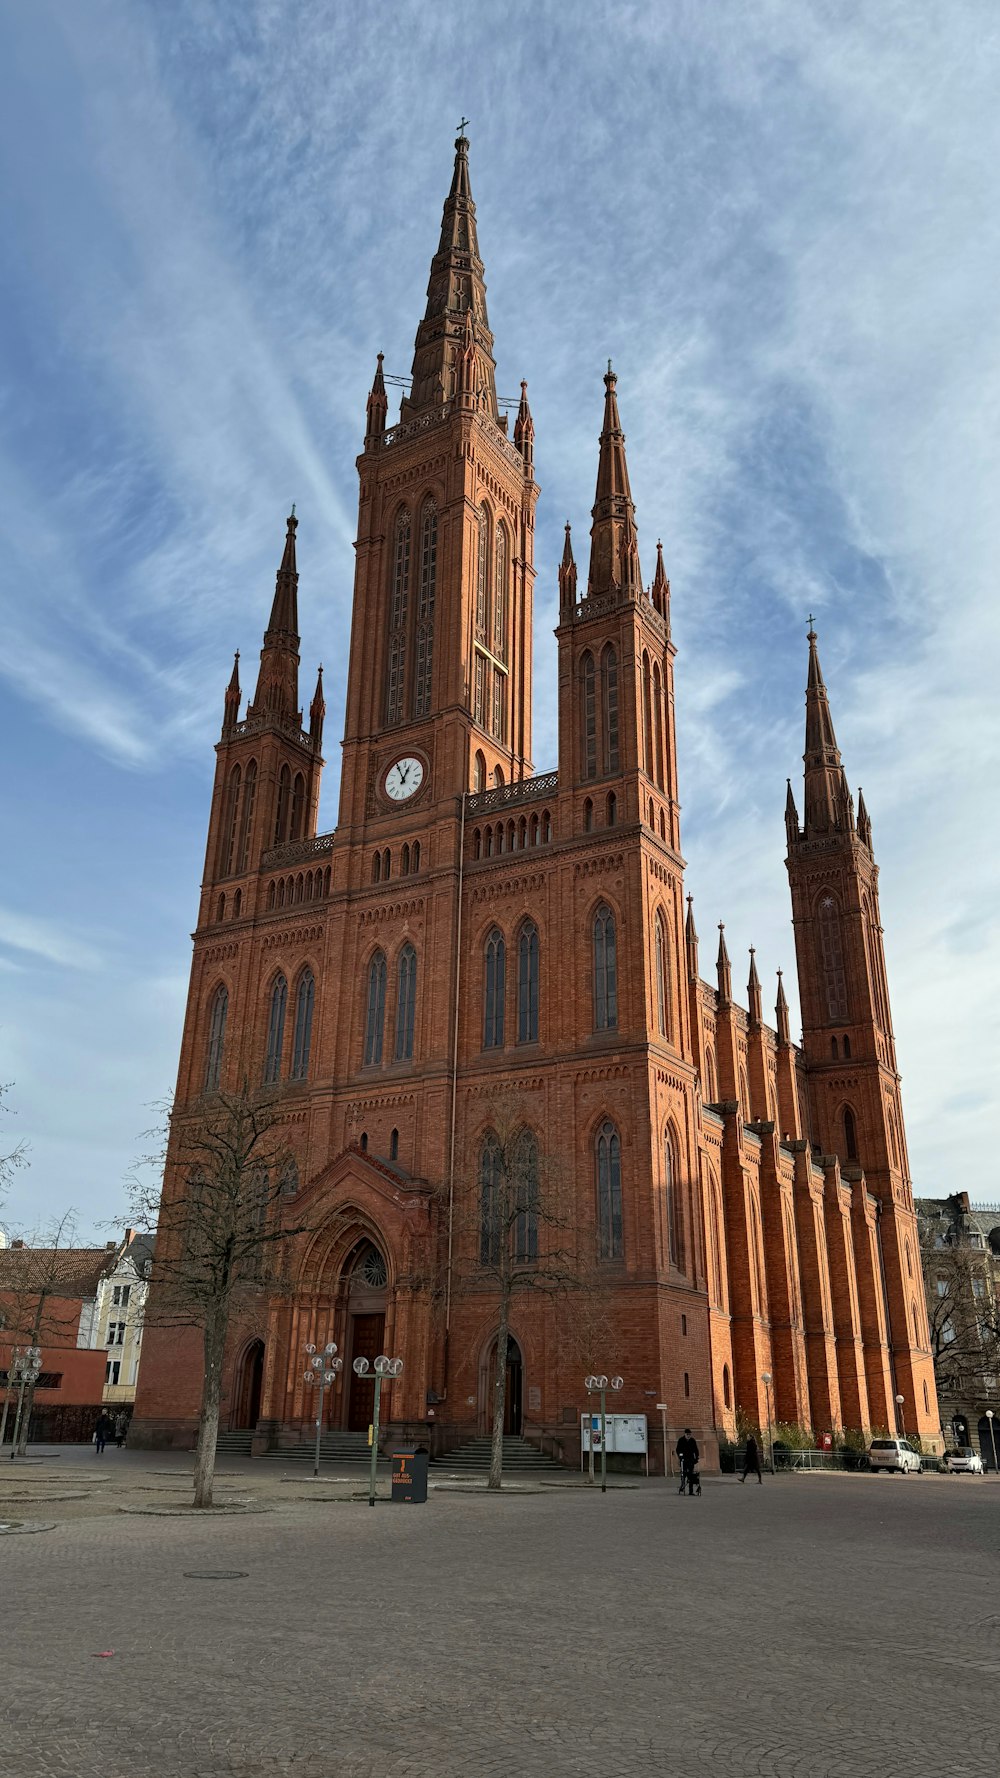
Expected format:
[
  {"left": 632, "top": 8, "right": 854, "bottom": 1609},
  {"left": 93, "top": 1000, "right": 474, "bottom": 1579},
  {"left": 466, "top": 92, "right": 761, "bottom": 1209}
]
[{"left": 456, "top": 116, "right": 470, "bottom": 136}]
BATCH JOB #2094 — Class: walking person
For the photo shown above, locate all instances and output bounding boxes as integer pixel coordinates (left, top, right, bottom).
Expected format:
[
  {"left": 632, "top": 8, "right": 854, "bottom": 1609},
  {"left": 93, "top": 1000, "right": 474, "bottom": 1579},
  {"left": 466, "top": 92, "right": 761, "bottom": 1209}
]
[
  {"left": 741, "top": 1431, "right": 763, "bottom": 1484},
  {"left": 114, "top": 1411, "right": 128, "bottom": 1449},
  {"left": 94, "top": 1411, "right": 113, "bottom": 1456},
  {"left": 675, "top": 1428, "right": 700, "bottom": 1496}
]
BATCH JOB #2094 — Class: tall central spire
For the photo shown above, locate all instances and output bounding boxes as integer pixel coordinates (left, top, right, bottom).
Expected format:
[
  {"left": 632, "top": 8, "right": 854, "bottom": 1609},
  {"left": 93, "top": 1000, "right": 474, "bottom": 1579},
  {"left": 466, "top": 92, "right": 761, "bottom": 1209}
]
[
  {"left": 587, "top": 366, "right": 642, "bottom": 600},
  {"left": 802, "top": 626, "right": 852, "bottom": 837},
  {"left": 402, "top": 134, "right": 498, "bottom": 423},
  {"left": 249, "top": 510, "right": 301, "bottom": 723}
]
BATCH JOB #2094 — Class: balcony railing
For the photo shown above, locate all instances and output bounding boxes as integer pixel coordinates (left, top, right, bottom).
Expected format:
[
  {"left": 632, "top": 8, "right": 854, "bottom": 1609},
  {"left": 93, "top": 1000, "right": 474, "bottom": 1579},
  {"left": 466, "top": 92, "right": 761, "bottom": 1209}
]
[
  {"left": 262, "top": 833, "right": 335, "bottom": 870},
  {"left": 466, "top": 771, "right": 558, "bottom": 818}
]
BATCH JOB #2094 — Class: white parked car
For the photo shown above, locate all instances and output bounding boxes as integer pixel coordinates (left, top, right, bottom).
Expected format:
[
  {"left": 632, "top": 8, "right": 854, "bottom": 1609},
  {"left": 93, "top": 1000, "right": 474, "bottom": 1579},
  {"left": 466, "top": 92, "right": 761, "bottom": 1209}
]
[
  {"left": 945, "top": 1446, "right": 984, "bottom": 1474},
  {"left": 867, "top": 1437, "right": 921, "bottom": 1474}
]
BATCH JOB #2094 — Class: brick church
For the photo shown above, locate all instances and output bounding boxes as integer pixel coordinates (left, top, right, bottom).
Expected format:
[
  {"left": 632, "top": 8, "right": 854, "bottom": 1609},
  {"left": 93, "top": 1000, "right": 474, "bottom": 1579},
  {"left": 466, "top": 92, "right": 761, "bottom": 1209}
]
[{"left": 133, "top": 135, "right": 940, "bottom": 1464}]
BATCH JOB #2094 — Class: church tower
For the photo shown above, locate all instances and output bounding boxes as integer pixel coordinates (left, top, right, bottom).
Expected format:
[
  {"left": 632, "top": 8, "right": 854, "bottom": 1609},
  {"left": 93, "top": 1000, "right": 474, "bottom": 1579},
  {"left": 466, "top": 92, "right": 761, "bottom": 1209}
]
[
  {"left": 786, "top": 627, "right": 937, "bottom": 1439},
  {"left": 557, "top": 369, "right": 678, "bottom": 853},
  {"left": 202, "top": 510, "right": 324, "bottom": 929},
  {"left": 337, "top": 131, "right": 538, "bottom": 884}
]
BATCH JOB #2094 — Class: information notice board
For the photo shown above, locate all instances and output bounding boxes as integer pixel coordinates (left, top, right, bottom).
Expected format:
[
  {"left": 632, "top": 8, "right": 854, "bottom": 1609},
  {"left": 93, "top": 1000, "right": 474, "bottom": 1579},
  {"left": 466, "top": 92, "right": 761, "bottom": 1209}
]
[{"left": 580, "top": 1413, "right": 648, "bottom": 1454}]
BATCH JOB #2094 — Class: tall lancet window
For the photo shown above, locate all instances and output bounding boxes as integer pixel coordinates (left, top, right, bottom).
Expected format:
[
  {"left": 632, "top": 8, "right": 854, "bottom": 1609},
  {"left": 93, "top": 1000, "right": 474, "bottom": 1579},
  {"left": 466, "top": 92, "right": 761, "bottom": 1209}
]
[
  {"left": 818, "top": 894, "right": 849, "bottom": 1022},
  {"left": 204, "top": 986, "right": 228, "bottom": 1091},
  {"left": 414, "top": 501, "right": 437, "bottom": 718},
  {"left": 581, "top": 652, "right": 597, "bottom": 779},
  {"left": 593, "top": 903, "right": 618, "bottom": 1030},
  {"left": 601, "top": 645, "right": 620, "bottom": 773},
  {"left": 385, "top": 508, "right": 411, "bottom": 726},
  {"left": 654, "top": 913, "right": 668, "bottom": 1038},
  {"left": 220, "top": 765, "right": 241, "bottom": 875},
  {"left": 494, "top": 524, "right": 508, "bottom": 661},
  {"left": 264, "top": 974, "right": 288, "bottom": 1084},
  {"left": 237, "top": 761, "right": 257, "bottom": 873},
  {"left": 291, "top": 969, "right": 315, "bottom": 1080},
  {"left": 476, "top": 505, "right": 490, "bottom": 639},
  {"left": 395, "top": 944, "right": 417, "bottom": 1061},
  {"left": 483, "top": 928, "right": 506, "bottom": 1049}
]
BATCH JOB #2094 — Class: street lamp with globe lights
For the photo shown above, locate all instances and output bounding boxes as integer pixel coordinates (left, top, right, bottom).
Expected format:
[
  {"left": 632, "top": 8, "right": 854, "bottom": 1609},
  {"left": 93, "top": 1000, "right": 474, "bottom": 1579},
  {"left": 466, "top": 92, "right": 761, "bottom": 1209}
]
[
  {"left": 760, "top": 1371, "right": 774, "bottom": 1472},
  {"left": 5, "top": 1346, "right": 42, "bottom": 1459},
  {"left": 895, "top": 1392, "right": 906, "bottom": 1440},
  {"left": 302, "top": 1342, "right": 343, "bottom": 1477},
  {"left": 584, "top": 1373, "right": 623, "bottom": 1494},
  {"left": 987, "top": 1408, "right": 997, "bottom": 1474},
  {"left": 352, "top": 1354, "right": 403, "bottom": 1505}
]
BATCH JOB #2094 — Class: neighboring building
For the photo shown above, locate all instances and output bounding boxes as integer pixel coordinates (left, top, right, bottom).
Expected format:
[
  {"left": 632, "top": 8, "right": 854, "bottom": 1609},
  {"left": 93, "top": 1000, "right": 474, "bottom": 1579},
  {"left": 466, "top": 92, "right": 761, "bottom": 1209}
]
[
  {"left": 79, "top": 1230, "right": 155, "bottom": 1409},
  {"left": 132, "top": 134, "right": 938, "bottom": 1464},
  {"left": 916, "top": 1194, "right": 1000, "bottom": 1470},
  {"left": 0, "top": 1241, "right": 115, "bottom": 1442}
]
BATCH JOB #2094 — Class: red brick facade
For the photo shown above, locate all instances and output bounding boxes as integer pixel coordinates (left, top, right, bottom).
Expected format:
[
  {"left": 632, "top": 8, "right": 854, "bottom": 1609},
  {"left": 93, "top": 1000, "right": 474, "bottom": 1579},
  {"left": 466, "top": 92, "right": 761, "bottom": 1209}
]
[{"left": 132, "top": 137, "right": 939, "bottom": 1464}]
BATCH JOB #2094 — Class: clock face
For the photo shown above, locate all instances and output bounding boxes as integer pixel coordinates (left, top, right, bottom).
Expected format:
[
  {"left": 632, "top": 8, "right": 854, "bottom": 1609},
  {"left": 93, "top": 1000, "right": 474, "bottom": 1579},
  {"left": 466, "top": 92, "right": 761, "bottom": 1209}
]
[{"left": 384, "top": 756, "right": 425, "bottom": 802}]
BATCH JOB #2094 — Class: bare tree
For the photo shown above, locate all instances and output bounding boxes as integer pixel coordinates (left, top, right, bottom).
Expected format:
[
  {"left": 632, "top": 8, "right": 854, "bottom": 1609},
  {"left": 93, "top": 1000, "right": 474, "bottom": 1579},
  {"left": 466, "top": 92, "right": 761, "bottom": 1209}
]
[
  {"left": 0, "top": 1081, "right": 28, "bottom": 1206},
  {"left": 921, "top": 1229, "right": 1000, "bottom": 1397},
  {"left": 450, "top": 1090, "right": 578, "bottom": 1490},
  {"left": 0, "top": 1211, "right": 82, "bottom": 1454},
  {"left": 125, "top": 1083, "right": 311, "bottom": 1508}
]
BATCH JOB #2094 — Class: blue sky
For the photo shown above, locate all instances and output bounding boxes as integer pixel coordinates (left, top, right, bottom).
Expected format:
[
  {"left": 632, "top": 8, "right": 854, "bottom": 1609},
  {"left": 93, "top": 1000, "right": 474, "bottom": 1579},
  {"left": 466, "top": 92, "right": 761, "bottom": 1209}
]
[{"left": 1, "top": 1, "right": 997, "bottom": 1235}]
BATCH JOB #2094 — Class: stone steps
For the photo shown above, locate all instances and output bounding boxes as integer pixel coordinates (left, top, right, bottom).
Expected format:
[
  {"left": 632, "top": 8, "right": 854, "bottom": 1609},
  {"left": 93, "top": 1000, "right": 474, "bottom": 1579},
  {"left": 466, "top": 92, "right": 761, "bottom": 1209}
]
[{"left": 432, "top": 1436, "right": 566, "bottom": 1474}]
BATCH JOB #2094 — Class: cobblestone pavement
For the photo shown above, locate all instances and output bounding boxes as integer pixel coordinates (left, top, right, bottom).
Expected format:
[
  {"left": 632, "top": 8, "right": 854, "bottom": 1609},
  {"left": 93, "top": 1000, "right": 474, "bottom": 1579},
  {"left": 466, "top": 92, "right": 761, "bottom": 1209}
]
[{"left": 2, "top": 1453, "right": 998, "bottom": 1778}]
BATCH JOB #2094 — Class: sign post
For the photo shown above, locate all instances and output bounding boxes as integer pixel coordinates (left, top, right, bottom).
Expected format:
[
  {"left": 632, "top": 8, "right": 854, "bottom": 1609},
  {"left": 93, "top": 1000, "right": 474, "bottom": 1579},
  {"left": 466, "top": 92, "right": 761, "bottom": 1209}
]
[
  {"left": 656, "top": 1403, "right": 670, "bottom": 1478},
  {"left": 353, "top": 1353, "right": 404, "bottom": 1505}
]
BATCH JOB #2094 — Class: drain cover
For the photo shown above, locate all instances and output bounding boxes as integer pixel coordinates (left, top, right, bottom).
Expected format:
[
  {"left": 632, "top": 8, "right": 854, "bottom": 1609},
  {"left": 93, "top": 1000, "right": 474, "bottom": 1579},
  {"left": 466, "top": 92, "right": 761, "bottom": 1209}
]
[{"left": 182, "top": 1569, "right": 249, "bottom": 1580}]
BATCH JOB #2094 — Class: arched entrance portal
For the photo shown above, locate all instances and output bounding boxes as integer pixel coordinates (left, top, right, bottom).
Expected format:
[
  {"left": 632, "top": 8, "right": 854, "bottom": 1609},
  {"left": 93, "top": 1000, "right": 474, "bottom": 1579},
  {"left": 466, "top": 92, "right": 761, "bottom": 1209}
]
[
  {"left": 480, "top": 1334, "right": 524, "bottom": 1436},
  {"left": 232, "top": 1339, "right": 264, "bottom": 1430},
  {"left": 344, "top": 1242, "right": 389, "bottom": 1432}
]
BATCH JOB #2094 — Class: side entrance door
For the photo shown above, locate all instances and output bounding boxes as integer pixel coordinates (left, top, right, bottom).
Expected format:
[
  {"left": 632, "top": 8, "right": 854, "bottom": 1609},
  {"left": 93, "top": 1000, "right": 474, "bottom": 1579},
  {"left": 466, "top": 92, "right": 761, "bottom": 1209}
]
[{"left": 347, "top": 1313, "right": 386, "bottom": 1432}]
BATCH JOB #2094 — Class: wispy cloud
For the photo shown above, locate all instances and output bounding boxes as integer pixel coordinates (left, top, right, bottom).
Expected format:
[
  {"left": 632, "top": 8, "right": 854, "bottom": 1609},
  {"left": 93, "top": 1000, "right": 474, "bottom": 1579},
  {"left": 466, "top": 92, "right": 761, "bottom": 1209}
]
[{"left": 0, "top": 907, "right": 103, "bottom": 972}]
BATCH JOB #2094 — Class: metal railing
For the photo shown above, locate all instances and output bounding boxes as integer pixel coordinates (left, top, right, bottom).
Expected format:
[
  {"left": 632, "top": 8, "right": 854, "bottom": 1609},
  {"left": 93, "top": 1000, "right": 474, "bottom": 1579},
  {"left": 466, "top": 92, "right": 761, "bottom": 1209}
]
[{"left": 466, "top": 771, "right": 558, "bottom": 817}]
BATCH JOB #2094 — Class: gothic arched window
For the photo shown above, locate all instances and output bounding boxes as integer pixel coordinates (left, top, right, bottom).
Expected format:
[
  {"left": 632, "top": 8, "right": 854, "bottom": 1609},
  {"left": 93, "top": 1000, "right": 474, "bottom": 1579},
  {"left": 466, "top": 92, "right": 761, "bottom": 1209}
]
[
  {"left": 843, "top": 1104, "right": 858, "bottom": 1161},
  {"left": 665, "top": 1127, "right": 684, "bottom": 1270},
  {"left": 473, "top": 750, "right": 486, "bottom": 793},
  {"left": 819, "top": 893, "right": 849, "bottom": 1022},
  {"left": 517, "top": 921, "right": 539, "bottom": 1043},
  {"left": 414, "top": 500, "right": 437, "bottom": 717},
  {"left": 601, "top": 644, "right": 619, "bottom": 773},
  {"left": 652, "top": 661, "right": 665, "bottom": 790},
  {"left": 274, "top": 764, "right": 291, "bottom": 845},
  {"left": 514, "top": 1130, "right": 539, "bottom": 1262},
  {"left": 290, "top": 772, "right": 305, "bottom": 841},
  {"left": 364, "top": 952, "right": 387, "bottom": 1065},
  {"left": 593, "top": 903, "right": 618, "bottom": 1031},
  {"left": 291, "top": 969, "right": 315, "bottom": 1080},
  {"left": 494, "top": 523, "right": 508, "bottom": 660},
  {"left": 483, "top": 928, "right": 506, "bottom": 1049},
  {"left": 237, "top": 760, "right": 257, "bottom": 872},
  {"left": 204, "top": 985, "right": 228, "bottom": 1091},
  {"left": 476, "top": 504, "right": 490, "bottom": 638},
  {"left": 581, "top": 651, "right": 597, "bottom": 779},
  {"left": 385, "top": 508, "right": 411, "bottom": 726},
  {"left": 654, "top": 912, "right": 668, "bottom": 1038},
  {"left": 263, "top": 974, "right": 287, "bottom": 1084},
  {"left": 395, "top": 944, "right": 417, "bottom": 1060},
  {"left": 479, "top": 1133, "right": 501, "bottom": 1266},
  {"left": 220, "top": 765, "right": 241, "bottom": 875},
  {"left": 642, "top": 651, "right": 653, "bottom": 779},
  {"left": 596, "top": 1120, "right": 623, "bottom": 1260}
]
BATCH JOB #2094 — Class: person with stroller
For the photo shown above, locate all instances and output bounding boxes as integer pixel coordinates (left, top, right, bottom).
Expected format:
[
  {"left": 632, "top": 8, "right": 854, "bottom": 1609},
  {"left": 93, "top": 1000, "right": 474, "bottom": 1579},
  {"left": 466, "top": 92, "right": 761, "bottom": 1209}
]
[{"left": 675, "top": 1428, "right": 700, "bottom": 1495}]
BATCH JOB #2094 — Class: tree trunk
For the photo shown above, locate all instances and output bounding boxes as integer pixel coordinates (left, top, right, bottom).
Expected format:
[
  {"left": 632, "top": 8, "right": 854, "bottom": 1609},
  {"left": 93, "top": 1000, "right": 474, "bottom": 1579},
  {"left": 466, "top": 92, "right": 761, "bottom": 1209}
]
[
  {"left": 14, "top": 1376, "right": 38, "bottom": 1457},
  {"left": 488, "top": 1313, "right": 509, "bottom": 1491},
  {"left": 193, "top": 1309, "right": 227, "bottom": 1509}
]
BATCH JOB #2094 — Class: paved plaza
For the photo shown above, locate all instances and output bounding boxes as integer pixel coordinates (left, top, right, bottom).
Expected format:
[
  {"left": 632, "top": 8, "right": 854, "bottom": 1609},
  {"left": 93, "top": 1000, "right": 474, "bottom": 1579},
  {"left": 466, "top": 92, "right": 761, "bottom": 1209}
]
[{"left": 1, "top": 1448, "right": 998, "bottom": 1778}]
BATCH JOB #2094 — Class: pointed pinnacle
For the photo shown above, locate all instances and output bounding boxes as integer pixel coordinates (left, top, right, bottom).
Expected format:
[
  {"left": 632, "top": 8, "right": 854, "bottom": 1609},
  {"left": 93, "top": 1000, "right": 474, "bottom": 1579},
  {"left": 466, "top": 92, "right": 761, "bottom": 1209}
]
[
  {"left": 562, "top": 521, "right": 575, "bottom": 564},
  {"left": 748, "top": 946, "right": 761, "bottom": 989}
]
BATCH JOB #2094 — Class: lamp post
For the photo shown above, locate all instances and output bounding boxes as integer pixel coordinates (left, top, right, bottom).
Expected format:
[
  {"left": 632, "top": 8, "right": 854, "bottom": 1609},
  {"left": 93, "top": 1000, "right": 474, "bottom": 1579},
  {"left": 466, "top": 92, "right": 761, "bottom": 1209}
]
[
  {"left": 6, "top": 1344, "right": 41, "bottom": 1457},
  {"left": 302, "top": 1341, "right": 342, "bottom": 1477},
  {"left": 585, "top": 1373, "right": 623, "bottom": 1494},
  {"left": 895, "top": 1392, "right": 906, "bottom": 1439},
  {"left": 353, "top": 1354, "right": 403, "bottom": 1506},
  {"left": 987, "top": 1409, "right": 997, "bottom": 1475},
  {"left": 760, "top": 1371, "right": 774, "bottom": 1473},
  {"left": 656, "top": 1402, "right": 671, "bottom": 1478}
]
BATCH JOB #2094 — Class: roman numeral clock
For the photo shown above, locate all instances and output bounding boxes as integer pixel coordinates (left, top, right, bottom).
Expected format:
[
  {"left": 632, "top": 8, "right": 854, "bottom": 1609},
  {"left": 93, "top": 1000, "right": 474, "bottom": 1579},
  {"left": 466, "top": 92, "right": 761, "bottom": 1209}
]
[{"left": 383, "top": 756, "right": 425, "bottom": 802}]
